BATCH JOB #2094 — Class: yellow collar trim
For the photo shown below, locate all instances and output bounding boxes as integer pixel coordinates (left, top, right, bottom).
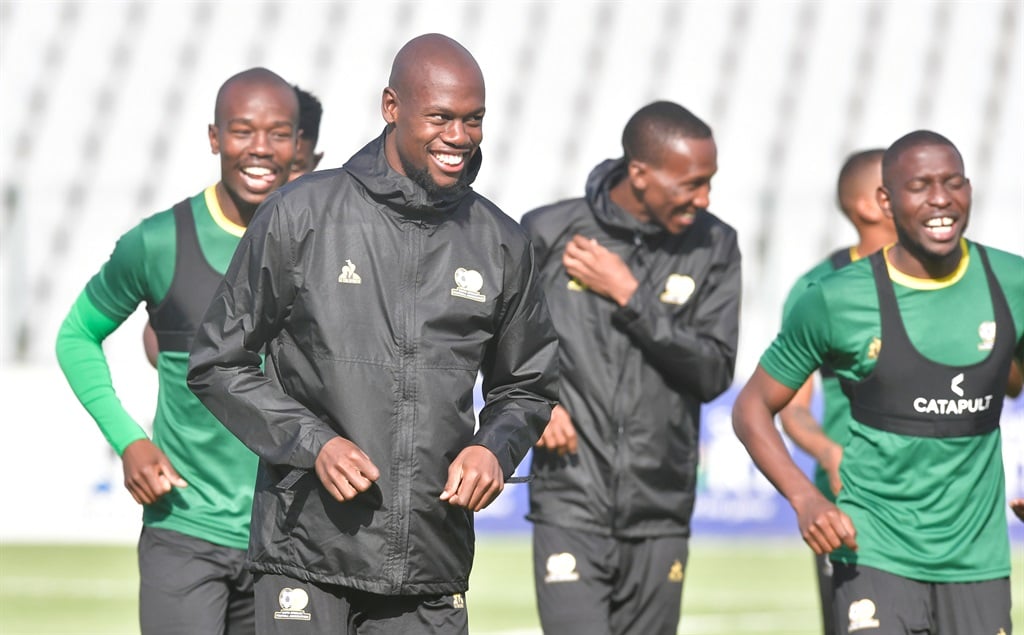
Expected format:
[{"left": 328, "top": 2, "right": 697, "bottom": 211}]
[
  {"left": 205, "top": 185, "right": 246, "bottom": 238},
  {"left": 849, "top": 246, "right": 861, "bottom": 262},
  {"left": 884, "top": 239, "right": 969, "bottom": 290}
]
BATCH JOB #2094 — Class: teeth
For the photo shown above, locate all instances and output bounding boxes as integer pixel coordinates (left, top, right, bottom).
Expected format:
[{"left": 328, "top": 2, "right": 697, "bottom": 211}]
[
  {"left": 243, "top": 167, "right": 272, "bottom": 176},
  {"left": 432, "top": 153, "right": 463, "bottom": 166},
  {"left": 925, "top": 217, "right": 954, "bottom": 228}
]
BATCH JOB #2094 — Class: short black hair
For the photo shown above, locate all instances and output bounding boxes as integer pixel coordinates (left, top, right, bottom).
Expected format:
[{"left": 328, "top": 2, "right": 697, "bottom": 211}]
[
  {"left": 837, "top": 148, "right": 884, "bottom": 215},
  {"left": 294, "top": 85, "right": 323, "bottom": 144},
  {"left": 622, "top": 101, "right": 713, "bottom": 165},
  {"left": 882, "top": 130, "right": 961, "bottom": 189}
]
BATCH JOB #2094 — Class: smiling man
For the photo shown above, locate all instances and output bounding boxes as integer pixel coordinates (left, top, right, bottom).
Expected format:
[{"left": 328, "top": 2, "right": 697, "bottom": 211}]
[
  {"left": 187, "top": 34, "right": 558, "bottom": 635},
  {"left": 56, "top": 67, "right": 299, "bottom": 634},
  {"left": 522, "top": 101, "right": 741, "bottom": 635},
  {"left": 732, "top": 130, "right": 1024, "bottom": 635}
]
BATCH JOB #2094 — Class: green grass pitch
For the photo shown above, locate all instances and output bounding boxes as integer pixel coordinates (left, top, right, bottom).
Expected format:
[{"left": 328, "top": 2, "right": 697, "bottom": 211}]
[{"left": 1, "top": 537, "right": 1021, "bottom": 634}]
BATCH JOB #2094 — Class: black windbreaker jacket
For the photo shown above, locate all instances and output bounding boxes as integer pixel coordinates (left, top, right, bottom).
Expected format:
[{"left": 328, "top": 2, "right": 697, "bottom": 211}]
[
  {"left": 524, "top": 158, "right": 740, "bottom": 538},
  {"left": 188, "top": 132, "right": 558, "bottom": 595}
]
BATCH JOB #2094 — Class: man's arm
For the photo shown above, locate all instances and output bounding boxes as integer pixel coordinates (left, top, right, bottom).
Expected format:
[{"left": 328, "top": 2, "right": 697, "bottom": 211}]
[
  {"left": 732, "top": 365, "right": 857, "bottom": 554},
  {"left": 778, "top": 375, "right": 843, "bottom": 496},
  {"left": 55, "top": 227, "right": 188, "bottom": 505},
  {"left": 187, "top": 195, "right": 376, "bottom": 499},
  {"left": 563, "top": 232, "right": 740, "bottom": 402},
  {"left": 445, "top": 238, "right": 559, "bottom": 510}
]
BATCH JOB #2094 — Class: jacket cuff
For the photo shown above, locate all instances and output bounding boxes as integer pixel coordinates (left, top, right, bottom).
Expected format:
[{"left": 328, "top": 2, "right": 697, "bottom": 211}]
[{"left": 611, "top": 284, "right": 650, "bottom": 329}]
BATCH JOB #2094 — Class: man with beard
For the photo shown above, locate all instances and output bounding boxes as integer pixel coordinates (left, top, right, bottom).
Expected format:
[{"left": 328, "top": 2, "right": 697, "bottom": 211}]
[
  {"left": 733, "top": 130, "right": 1023, "bottom": 635},
  {"left": 522, "top": 101, "right": 741, "bottom": 635},
  {"left": 56, "top": 67, "right": 300, "bottom": 634},
  {"left": 187, "top": 33, "right": 558, "bottom": 635}
]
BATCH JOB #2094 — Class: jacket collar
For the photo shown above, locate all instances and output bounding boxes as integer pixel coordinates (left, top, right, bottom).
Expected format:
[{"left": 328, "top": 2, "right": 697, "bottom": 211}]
[
  {"left": 342, "top": 128, "right": 482, "bottom": 217},
  {"left": 585, "top": 158, "right": 677, "bottom": 238}
]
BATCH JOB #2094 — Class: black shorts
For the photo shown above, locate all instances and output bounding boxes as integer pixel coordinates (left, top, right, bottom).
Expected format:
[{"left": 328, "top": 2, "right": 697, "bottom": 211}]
[
  {"left": 253, "top": 572, "right": 468, "bottom": 635},
  {"left": 832, "top": 562, "right": 1011, "bottom": 635},
  {"left": 814, "top": 552, "right": 836, "bottom": 635},
  {"left": 138, "top": 526, "right": 254, "bottom": 635},
  {"left": 532, "top": 522, "right": 688, "bottom": 635}
]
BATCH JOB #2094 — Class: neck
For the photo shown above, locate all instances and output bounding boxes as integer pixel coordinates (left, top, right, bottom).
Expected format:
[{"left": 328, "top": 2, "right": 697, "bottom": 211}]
[
  {"left": 215, "top": 183, "right": 257, "bottom": 227},
  {"left": 608, "top": 176, "right": 645, "bottom": 223},
  {"left": 886, "top": 240, "right": 963, "bottom": 280}
]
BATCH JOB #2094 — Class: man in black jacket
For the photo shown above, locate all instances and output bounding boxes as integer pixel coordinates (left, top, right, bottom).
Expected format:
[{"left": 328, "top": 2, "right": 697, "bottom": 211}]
[
  {"left": 523, "top": 101, "right": 741, "bottom": 635},
  {"left": 188, "top": 33, "right": 558, "bottom": 635}
]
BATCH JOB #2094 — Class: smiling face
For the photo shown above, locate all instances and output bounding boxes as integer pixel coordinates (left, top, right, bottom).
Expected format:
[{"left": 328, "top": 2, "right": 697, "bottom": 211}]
[
  {"left": 209, "top": 74, "right": 299, "bottom": 218},
  {"left": 628, "top": 136, "right": 717, "bottom": 234},
  {"left": 878, "top": 141, "right": 971, "bottom": 271},
  {"left": 382, "top": 36, "right": 485, "bottom": 197}
]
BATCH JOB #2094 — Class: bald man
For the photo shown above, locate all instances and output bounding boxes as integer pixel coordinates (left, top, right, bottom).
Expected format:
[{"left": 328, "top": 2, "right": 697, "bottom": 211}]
[
  {"left": 733, "top": 130, "right": 1023, "bottom": 635},
  {"left": 776, "top": 149, "right": 895, "bottom": 635},
  {"left": 56, "top": 67, "right": 300, "bottom": 634},
  {"left": 188, "top": 34, "right": 558, "bottom": 635}
]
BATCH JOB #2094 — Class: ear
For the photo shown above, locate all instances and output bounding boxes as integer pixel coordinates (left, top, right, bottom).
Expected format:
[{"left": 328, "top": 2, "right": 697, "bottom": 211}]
[
  {"left": 876, "top": 185, "right": 893, "bottom": 220},
  {"left": 381, "top": 87, "right": 399, "bottom": 125},
  {"left": 856, "top": 195, "right": 886, "bottom": 225},
  {"left": 208, "top": 123, "right": 220, "bottom": 155},
  {"left": 626, "top": 159, "right": 648, "bottom": 191},
  {"left": 312, "top": 152, "right": 324, "bottom": 171}
]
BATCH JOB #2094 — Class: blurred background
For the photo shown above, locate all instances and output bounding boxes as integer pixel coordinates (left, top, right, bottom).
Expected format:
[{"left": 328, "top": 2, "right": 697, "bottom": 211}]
[{"left": 0, "top": 1, "right": 1022, "bottom": 631}]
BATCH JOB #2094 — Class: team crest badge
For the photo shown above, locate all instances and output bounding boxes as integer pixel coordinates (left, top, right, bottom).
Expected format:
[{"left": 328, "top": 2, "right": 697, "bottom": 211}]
[
  {"left": 274, "top": 587, "right": 311, "bottom": 621},
  {"left": 659, "top": 274, "right": 696, "bottom": 305},
  {"left": 544, "top": 552, "right": 580, "bottom": 583},
  {"left": 847, "top": 598, "right": 880, "bottom": 631},
  {"left": 866, "top": 337, "right": 882, "bottom": 360},
  {"left": 977, "top": 321, "right": 996, "bottom": 351},
  {"left": 451, "top": 267, "right": 486, "bottom": 303}
]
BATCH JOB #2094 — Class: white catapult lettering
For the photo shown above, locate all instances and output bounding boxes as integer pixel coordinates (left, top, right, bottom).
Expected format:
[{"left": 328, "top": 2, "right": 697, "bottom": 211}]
[{"left": 911, "top": 373, "right": 995, "bottom": 415}]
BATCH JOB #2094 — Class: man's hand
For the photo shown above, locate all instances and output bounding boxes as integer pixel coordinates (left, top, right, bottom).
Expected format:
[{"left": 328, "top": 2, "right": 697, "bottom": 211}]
[
  {"left": 1010, "top": 499, "right": 1024, "bottom": 523},
  {"left": 440, "top": 445, "right": 503, "bottom": 511},
  {"left": 121, "top": 439, "right": 188, "bottom": 505},
  {"left": 562, "top": 235, "right": 638, "bottom": 307},
  {"left": 535, "top": 405, "right": 578, "bottom": 455},
  {"left": 315, "top": 437, "right": 380, "bottom": 502},
  {"left": 793, "top": 494, "right": 858, "bottom": 555}
]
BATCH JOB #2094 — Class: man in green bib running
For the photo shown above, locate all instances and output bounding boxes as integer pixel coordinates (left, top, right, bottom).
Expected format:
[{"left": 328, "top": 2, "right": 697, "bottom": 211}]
[
  {"left": 776, "top": 148, "right": 895, "bottom": 635},
  {"left": 733, "top": 130, "right": 1023, "bottom": 635},
  {"left": 56, "top": 67, "right": 300, "bottom": 634}
]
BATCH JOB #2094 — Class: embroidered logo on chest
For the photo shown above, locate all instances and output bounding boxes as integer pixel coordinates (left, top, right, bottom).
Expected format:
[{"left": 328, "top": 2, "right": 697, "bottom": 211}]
[
  {"left": 451, "top": 268, "right": 486, "bottom": 303},
  {"left": 338, "top": 259, "right": 362, "bottom": 284},
  {"left": 660, "top": 274, "right": 695, "bottom": 305},
  {"left": 977, "top": 320, "right": 996, "bottom": 351}
]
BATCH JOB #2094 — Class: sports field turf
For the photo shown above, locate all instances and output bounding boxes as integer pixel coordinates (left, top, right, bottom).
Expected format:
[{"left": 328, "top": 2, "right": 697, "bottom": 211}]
[{"left": 1, "top": 536, "right": 1021, "bottom": 634}]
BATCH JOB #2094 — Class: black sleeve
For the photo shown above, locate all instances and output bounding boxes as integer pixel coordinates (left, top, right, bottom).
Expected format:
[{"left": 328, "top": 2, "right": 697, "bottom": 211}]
[
  {"left": 611, "top": 226, "right": 742, "bottom": 403},
  {"left": 187, "top": 194, "right": 337, "bottom": 468}
]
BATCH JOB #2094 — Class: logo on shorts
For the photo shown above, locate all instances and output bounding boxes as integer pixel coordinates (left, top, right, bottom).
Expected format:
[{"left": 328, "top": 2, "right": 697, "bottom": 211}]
[
  {"left": 544, "top": 552, "right": 580, "bottom": 583},
  {"left": 451, "top": 268, "right": 486, "bottom": 303},
  {"left": 667, "top": 559, "right": 684, "bottom": 583},
  {"left": 848, "top": 598, "right": 880, "bottom": 631},
  {"left": 338, "top": 259, "right": 362, "bottom": 284},
  {"left": 659, "top": 274, "right": 696, "bottom": 306},
  {"left": 451, "top": 593, "right": 465, "bottom": 609},
  {"left": 274, "top": 587, "right": 311, "bottom": 621}
]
